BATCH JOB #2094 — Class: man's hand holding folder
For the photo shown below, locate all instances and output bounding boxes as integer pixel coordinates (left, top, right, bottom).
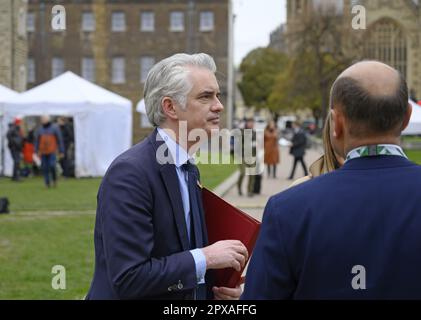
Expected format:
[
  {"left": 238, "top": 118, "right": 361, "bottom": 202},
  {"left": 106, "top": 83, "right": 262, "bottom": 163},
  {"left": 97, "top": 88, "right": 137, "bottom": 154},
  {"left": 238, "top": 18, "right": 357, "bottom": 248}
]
[
  {"left": 201, "top": 188, "right": 261, "bottom": 290},
  {"left": 202, "top": 240, "right": 249, "bottom": 272},
  {"left": 202, "top": 241, "right": 248, "bottom": 300}
]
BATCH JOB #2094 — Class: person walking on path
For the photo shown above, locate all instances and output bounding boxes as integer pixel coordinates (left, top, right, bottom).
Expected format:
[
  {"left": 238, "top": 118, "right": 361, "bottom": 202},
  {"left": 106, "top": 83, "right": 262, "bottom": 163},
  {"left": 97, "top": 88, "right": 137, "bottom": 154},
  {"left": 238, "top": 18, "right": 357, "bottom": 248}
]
[
  {"left": 288, "top": 122, "right": 308, "bottom": 180},
  {"left": 290, "top": 114, "right": 344, "bottom": 187}
]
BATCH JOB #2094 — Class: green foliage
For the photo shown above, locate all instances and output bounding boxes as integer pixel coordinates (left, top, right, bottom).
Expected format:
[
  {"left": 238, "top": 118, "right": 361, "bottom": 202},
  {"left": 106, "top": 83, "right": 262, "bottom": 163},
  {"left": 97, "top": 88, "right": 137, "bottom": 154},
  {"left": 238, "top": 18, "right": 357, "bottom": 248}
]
[
  {"left": 268, "top": 52, "right": 343, "bottom": 117},
  {"left": 240, "top": 11, "right": 360, "bottom": 121},
  {"left": 406, "top": 150, "right": 421, "bottom": 165},
  {"left": 238, "top": 48, "right": 288, "bottom": 110}
]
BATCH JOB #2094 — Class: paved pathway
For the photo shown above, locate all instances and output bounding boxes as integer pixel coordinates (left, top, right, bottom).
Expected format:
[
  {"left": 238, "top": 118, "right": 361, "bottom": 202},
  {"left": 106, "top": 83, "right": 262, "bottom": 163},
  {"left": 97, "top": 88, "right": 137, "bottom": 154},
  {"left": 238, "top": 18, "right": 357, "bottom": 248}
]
[{"left": 222, "top": 146, "right": 323, "bottom": 222}]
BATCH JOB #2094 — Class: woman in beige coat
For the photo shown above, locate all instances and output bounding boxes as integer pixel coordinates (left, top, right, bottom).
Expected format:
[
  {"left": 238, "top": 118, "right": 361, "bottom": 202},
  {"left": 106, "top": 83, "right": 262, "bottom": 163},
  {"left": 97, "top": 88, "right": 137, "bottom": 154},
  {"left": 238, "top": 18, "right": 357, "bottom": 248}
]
[{"left": 264, "top": 121, "right": 280, "bottom": 178}]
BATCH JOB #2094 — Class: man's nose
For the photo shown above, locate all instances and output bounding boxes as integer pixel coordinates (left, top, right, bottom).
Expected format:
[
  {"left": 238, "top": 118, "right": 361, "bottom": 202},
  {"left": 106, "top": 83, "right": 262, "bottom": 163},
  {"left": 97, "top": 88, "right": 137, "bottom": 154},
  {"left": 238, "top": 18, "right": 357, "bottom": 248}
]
[{"left": 213, "top": 97, "right": 224, "bottom": 112}]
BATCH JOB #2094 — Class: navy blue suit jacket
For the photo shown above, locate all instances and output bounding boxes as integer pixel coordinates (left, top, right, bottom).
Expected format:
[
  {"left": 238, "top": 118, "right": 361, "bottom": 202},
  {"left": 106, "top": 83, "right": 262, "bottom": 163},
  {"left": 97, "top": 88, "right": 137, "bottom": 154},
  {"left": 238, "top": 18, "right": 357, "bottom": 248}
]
[
  {"left": 86, "top": 129, "right": 210, "bottom": 299},
  {"left": 242, "top": 155, "right": 421, "bottom": 299}
]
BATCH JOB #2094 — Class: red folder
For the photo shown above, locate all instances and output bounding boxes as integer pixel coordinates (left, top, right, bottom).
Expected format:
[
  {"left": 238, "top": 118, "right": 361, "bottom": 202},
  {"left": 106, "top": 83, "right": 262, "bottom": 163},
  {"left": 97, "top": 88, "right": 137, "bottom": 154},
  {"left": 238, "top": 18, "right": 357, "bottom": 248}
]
[{"left": 201, "top": 187, "right": 261, "bottom": 288}]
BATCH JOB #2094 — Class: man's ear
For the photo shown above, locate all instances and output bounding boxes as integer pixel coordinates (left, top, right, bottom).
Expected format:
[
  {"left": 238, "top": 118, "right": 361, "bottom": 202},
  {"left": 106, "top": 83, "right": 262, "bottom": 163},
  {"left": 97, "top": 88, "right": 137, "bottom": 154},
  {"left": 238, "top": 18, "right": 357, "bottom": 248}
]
[
  {"left": 331, "top": 108, "right": 344, "bottom": 139},
  {"left": 400, "top": 103, "right": 412, "bottom": 132},
  {"left": 161, "top": 97, "right": 178, "bottom": 120}
]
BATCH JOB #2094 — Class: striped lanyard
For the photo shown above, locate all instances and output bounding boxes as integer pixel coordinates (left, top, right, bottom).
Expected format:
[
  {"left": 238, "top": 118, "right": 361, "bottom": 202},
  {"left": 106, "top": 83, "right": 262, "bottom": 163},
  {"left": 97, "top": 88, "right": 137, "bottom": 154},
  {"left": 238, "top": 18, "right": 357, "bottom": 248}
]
[{"left": 345, "top": 144, "right": 408, "bottom": 163}]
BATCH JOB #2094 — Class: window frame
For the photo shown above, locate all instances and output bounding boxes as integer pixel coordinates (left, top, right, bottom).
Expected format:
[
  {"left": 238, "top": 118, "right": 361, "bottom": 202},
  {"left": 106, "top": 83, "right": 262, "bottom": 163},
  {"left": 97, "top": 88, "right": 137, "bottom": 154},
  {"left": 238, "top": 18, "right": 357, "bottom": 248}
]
[
  {"left": 112, "top": 57, "right": 126, "bottom": 84},
  {"left": 199, "top": 11, "right": 214, "bottom": 32},
  {"left": 81, "top": 57, "right": 95, "bottom": 82},
  {"left": 82, "top": 12, "right": 95, "bottom": 32},
  {"left": 170, "top": 11, "right": 185, "bottom": 32},
  {"left": 140, "top": 56, "right": 155, "bottom": 83},
  {"left": 140, "top": 11, "right": 155, "bottom": 32},
  {"left": 111, "top": 11, "right": 126, "bottom": 32}
]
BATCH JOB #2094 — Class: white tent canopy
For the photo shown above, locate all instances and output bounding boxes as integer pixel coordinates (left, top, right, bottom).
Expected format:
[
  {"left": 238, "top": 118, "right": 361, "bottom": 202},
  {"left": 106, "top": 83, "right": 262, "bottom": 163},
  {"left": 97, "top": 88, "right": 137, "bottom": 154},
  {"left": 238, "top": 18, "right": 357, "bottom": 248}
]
[
  {"left": 0, "top": 84, "right": 18, "bottom": 102},
  {"left": 136, "top": 98, "right": 153, "bottom": 128},
  {"left": 0, "top": 85, "right": 19, "bottom": 174},
  {"left": 2, "top": 71, "right": 132, "bottom": 177},
  {"left": 136, "top": 98, "right": 146, "bottom": 114},
  {"left": 402, "top": 99, "right": 421, "bottom": 135}
]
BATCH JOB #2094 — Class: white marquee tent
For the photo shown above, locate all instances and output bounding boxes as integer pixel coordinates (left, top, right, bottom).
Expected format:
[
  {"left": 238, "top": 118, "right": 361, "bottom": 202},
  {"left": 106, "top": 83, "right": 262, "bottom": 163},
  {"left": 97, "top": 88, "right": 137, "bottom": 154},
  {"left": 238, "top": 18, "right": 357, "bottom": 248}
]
[
  {"left": 0, "top": 85, "right": 19, "bottom": 174},
  {"left": 402, "top": 99, "right": 421, "bottom": 135},
  {"left": 2, "top": 72, "right": 132, "bottom": 177},
  {"left": 136, "top": 98, "right": 153, "bottom": 128}
]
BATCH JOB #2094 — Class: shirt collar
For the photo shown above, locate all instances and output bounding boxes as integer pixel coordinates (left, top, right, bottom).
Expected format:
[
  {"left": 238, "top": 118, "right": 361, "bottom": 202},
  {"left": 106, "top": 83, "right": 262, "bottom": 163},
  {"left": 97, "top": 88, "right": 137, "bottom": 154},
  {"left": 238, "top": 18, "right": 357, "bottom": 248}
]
[
  {"left": 345, "top": 144, "right": 407, "bottom": 163},
  {"left": 157, "top": 127, "right": 193, "bottom": 168}
]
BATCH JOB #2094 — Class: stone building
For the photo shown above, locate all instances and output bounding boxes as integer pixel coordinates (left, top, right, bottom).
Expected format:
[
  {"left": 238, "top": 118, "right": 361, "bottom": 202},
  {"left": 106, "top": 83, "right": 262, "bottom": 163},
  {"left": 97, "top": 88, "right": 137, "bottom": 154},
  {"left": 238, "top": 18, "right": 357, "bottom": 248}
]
[
  {"left": 0, "top": 0, "right": 28, "bottom": 92},
  {"left": 286, "top": 0, "right": 421, "bottom": 100},
  {"left": 269, "top": 23, "right": 287, "bottom": 53},
  {"left": 27, "top": 0, "right": 233, "bottom": 142}
]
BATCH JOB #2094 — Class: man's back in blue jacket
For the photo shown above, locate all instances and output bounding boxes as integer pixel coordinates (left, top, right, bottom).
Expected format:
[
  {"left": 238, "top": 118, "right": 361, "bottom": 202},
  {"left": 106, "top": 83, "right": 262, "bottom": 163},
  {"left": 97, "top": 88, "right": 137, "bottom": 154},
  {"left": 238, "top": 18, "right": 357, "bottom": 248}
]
[
  {"left": 243, "top": 155, "right": 421, "bottom": 299},
  {"left": 242, "top": 59, "right": 421, "bottom": 300}
]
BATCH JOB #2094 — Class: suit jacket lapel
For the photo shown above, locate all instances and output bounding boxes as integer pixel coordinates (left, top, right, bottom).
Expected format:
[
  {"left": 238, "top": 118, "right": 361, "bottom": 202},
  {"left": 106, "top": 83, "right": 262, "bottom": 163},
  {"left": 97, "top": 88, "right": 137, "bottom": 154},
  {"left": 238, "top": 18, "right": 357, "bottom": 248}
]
[{"left": 148, "top": 128, "right": 191, "bottom": 252}]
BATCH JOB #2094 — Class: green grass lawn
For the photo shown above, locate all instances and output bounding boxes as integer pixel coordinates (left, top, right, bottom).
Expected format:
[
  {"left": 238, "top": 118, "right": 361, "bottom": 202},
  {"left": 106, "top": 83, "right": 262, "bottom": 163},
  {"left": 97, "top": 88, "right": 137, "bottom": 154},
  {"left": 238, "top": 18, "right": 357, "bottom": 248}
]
[
  {"left": 0, "top": 177, "right": 102, "bottom": 212},
  {"left": 402, "top": 135, "right": 421, "bottom": 143},
  {"left": 0, "top": 160, "right": 237, "bottom": 299},
  {"left": 406, "top": 150, "right": 421, "bottom": 164},
  {"left": 0, "top": 162, "right": 236, "bottom": 212},
  {"left": 0, "top": 212, "right": 95, "bottom": 299}
]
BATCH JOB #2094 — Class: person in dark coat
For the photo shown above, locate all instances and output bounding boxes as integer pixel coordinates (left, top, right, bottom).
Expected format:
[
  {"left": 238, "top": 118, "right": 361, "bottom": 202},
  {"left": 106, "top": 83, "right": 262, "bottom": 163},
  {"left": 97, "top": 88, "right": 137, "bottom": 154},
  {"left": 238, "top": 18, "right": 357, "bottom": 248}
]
[
  {"left": 288, "top": 122, "right": 308, "bottom": 180},
  {"left": 57, "top": 117, "right": 74, "bottom": 177},
  {"left": 6, "top": 118, "right": 24, "bottom": 181}
]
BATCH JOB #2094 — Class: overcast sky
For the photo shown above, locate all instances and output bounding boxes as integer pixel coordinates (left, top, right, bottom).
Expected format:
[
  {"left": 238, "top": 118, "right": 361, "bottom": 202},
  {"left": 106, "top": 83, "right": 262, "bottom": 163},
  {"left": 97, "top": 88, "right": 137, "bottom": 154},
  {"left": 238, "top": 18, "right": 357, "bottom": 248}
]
[{"left": 233, "top": 0, "right": 287, "bottom": 66}]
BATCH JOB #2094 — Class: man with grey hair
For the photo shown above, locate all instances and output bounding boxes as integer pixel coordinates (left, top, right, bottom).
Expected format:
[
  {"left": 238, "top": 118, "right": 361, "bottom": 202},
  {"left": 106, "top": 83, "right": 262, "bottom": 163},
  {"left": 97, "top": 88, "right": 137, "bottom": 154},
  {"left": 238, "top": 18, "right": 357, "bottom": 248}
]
[{"left": 87, "top": 53, "right": 248, "bottom": 300}]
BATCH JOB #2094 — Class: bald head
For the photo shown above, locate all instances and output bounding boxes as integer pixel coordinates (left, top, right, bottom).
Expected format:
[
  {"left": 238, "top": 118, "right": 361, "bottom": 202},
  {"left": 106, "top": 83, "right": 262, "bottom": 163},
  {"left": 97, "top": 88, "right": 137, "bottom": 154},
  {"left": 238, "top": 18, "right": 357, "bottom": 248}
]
[
  {"left": 338, "top": 61, "right": 400, "bottom": 97},
  {"left": 330, "top": 60, "right": 409, "bottom": 137},
  {"left": 40, "top": 115, "right": 51, "bottom": 125}
]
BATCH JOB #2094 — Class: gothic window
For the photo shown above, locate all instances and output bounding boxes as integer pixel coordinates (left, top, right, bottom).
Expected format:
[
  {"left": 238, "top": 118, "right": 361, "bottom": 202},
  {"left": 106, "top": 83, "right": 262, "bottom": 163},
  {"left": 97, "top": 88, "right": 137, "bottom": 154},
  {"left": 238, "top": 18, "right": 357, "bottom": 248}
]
[{"left": 364, "top": 19, "right": 407, "bottom": 79}]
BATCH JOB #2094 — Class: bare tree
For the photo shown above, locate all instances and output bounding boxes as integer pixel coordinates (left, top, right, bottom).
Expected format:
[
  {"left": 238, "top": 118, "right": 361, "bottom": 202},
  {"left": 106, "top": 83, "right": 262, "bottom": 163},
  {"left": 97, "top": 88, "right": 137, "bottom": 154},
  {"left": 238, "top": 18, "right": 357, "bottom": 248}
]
[{"left": 285, "top": 3, "right": 363, "bottom": 122}]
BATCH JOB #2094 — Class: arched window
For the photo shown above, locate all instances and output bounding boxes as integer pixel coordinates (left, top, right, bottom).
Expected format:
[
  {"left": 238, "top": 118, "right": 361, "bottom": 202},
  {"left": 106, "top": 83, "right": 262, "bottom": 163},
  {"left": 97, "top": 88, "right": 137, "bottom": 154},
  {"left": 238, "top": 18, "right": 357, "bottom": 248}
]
[{"left": 364, "top": 18, "right": 407, "bottom": 79}]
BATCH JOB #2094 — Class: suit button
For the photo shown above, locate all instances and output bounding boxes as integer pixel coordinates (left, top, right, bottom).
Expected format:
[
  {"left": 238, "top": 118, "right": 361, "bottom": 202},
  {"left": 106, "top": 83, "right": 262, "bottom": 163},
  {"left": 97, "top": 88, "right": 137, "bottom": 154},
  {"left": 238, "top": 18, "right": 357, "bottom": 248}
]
[
  {"left": 168, "top": 286, "right": 172, "bottom": 292},
  {"left": 177, "top": 281, "right": 183, "bottom": 290}
]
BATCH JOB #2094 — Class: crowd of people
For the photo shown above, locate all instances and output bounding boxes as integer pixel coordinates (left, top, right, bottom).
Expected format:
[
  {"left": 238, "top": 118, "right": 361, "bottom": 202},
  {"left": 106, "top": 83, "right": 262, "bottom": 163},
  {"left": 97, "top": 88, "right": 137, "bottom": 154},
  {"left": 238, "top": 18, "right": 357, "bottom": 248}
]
[
  {"left": 234, "top": 116, "right": 311, "bottom": 197},
  {"left": 6, "top": 115, "right": 75, "bottom": 187}
]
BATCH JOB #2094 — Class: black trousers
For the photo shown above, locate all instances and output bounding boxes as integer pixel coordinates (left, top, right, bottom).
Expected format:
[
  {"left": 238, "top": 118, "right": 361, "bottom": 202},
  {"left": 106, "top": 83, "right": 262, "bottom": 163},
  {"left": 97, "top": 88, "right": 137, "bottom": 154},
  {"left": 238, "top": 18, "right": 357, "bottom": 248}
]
[
  {"left": 289, "top": 156, "right": 308, "bottom": 179},
  {"left": 267, "top": 164, "right": 277, "bottom": 178},
  {"left": 11, "top": 150, "right": 21, "bottom": 180},
  {"left": 59, "top": 152, "right": 70, "bottom": 177}
]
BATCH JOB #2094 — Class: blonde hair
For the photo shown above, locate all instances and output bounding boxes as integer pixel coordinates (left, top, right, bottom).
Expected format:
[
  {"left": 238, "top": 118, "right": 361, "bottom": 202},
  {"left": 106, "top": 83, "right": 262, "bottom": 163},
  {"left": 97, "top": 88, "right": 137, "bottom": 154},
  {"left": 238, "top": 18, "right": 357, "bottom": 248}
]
[{"left": 320, "top": 112, "right": 342, "bottom": 174}]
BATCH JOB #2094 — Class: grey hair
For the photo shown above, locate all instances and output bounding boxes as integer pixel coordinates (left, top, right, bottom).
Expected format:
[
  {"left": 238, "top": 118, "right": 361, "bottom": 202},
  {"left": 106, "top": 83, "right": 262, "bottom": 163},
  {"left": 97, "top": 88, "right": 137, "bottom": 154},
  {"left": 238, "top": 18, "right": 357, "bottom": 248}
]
[{"left": 144, "top": 53, "right": 217, "bottom": 127}]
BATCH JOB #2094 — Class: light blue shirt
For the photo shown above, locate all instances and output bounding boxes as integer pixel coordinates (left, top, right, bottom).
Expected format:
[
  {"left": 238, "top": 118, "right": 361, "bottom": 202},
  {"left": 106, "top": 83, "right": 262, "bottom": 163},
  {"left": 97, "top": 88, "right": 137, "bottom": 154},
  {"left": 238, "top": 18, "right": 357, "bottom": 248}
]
[{"left": 157, "top": 128, "right": 206, "bottom": 284}]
